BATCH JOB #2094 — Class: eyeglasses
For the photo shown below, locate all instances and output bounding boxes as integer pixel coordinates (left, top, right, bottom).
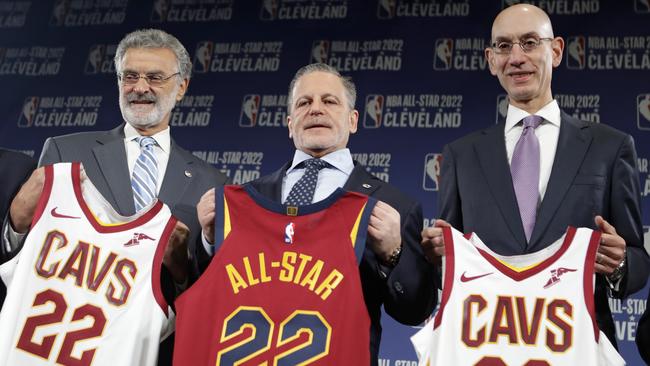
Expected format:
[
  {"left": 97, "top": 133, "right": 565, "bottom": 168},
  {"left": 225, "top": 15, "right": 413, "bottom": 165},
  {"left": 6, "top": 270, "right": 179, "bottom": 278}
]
[
  {"left": 118, "top": 71, "right": 180, "bottom": 86},
  {"left": 491, "top": 37, "right": 553, "bottom": 54}
]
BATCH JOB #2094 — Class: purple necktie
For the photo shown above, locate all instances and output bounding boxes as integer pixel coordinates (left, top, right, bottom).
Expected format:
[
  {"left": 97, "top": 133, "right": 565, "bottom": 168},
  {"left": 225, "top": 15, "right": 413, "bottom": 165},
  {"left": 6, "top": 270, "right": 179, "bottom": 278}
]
[{"left": 510, "top": 115, "right": 543, "bottom": 242}]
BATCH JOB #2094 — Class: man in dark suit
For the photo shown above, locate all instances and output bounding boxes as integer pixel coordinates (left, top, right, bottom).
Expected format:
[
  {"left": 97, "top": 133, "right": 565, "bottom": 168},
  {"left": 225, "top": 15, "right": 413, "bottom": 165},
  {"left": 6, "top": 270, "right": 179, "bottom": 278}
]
[
  {"left": 7, "top": 29, "right": 227, "bottom": 366},
  {"left": 636, "top": 287, "right": 650, "bottom": 364},
  {"left": 422, "top": 3, "right": 648, "bottom": 348},
  {"left": 197, "top": 63, "right": 437, "bottom": 366},
  {"left": 0, "top": 149, "right": 35, "bottom": 309}
]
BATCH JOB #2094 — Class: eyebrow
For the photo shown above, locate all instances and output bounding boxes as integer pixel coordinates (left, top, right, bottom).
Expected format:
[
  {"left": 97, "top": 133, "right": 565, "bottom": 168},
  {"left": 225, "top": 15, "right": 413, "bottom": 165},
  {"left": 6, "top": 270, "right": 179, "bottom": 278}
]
[
  {"left": 295, "top": 93, "right": 341, "bottom": 105},
  {"left": 121, "top": 68, "right": 167, "bottom": 74},
  {"left": 494, "top": 32, "right": 542, "bottom": 42}
]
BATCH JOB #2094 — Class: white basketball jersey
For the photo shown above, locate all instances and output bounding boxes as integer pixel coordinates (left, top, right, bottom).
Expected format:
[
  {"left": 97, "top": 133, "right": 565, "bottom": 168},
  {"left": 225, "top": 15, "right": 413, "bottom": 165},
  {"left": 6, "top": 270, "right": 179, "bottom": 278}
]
[
  {"left": 411, "top": 226, "right": 625, "bottom": 366},
  {"left": 0, "top": 162, "right": 176, "bottom": 366}
]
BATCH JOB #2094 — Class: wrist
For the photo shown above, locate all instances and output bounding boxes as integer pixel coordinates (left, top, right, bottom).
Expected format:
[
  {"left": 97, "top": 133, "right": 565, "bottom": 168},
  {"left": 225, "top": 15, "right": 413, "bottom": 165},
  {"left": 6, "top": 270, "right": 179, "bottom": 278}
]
[
  {"left": 607, "top": 255, "right": 626, "bottom": 283},
  {"left": 384, "top": 244, "right": 402, "bottom": 267}
]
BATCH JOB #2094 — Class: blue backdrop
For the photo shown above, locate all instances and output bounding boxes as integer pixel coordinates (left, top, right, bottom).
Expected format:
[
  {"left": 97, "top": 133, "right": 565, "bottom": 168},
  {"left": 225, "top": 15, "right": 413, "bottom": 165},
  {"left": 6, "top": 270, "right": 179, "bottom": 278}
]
[{"left": 1, "top": 0, "right": 648, "bottom": 364}]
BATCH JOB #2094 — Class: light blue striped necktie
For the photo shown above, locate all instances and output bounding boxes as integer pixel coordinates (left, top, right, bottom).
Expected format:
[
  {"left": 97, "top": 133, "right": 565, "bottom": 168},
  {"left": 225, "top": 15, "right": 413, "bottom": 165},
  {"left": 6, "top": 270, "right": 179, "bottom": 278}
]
[{"left": 131, "top": 136, "right": 158, "bottom": 212}]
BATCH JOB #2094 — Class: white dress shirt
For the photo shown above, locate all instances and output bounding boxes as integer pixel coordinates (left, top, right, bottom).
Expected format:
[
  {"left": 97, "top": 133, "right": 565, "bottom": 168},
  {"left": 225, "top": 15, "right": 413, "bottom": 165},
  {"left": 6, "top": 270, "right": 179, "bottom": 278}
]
[
  {"left": 504, "top": 100, "right": 561, "bottom": 202},
  {"left": 123, "top": 123, "right": 171, "bottom": 194},
  {"left": 282, "top": 148, "right": 355, "bottom": 204}
]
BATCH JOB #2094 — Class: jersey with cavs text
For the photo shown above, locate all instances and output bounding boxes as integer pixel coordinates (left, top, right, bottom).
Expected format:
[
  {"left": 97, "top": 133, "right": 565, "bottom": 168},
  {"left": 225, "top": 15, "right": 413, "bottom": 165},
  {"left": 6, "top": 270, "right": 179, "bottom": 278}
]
[
  {"left": 0, "top": 162, "right": 176, "bottom": 366},
  {"left": 173, "top": 185, "right": 376, "bottom": 365},
  {"left": 411, "top": 226, "right": 624, "bottom": 366}
]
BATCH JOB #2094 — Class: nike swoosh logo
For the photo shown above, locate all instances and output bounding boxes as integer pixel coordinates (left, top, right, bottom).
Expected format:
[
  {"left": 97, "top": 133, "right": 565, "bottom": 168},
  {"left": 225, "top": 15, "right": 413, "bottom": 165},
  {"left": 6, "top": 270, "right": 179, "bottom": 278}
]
[
  {"left": 51, "top": 207, "right": 80, "bottom": 219},
  {"left": 460, "top": 271, "right": 493, "bottom": 282}
]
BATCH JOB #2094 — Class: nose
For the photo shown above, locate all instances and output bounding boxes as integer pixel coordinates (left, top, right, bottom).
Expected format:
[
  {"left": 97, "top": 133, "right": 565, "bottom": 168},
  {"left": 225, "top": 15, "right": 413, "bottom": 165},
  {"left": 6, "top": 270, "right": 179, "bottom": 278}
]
[
  {"left": 309, "top": 99, "right": 323, "bottom": 115},
  {"left": 507, "top": 45, "right": 527, "bottom": 66},
  {"left": 131, "top": 77, "right": 151, "bottom": 94}
]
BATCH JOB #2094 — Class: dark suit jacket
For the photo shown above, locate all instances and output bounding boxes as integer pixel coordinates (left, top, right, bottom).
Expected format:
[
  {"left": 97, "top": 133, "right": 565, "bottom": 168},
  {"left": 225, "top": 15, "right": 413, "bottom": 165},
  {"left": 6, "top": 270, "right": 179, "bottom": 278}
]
[
  {"left": 438, "top": 111, "right": 649, "bottom": 347},
  {"left": 245, "top": 160, "right": 437, "bottom": 366},
  {"left": 0, "top": 149, "right": 36, "bottom": 309},
  {"left": 38, "top": 124, "right": 228, "bottom": 366},
  {"left": 636, "top": 289, "right": 650, "bottom": 364}
]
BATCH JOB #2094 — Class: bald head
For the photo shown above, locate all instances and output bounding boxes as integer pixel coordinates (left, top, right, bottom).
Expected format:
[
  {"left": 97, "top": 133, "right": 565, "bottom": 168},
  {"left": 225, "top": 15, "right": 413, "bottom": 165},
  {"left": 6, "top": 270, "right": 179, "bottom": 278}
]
[{"left": 492, "top": 4, "right": 554, "bottom": 41}]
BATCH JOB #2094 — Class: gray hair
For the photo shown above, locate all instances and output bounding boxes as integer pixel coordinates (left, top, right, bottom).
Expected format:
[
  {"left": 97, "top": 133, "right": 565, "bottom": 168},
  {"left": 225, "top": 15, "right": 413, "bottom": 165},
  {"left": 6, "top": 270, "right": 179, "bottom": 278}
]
[
  {"left": 287, "top": 63, "right": 357, "bottom": 113},
  {"left": 114, "top": 29, "right": 192, "bottom": 80}
]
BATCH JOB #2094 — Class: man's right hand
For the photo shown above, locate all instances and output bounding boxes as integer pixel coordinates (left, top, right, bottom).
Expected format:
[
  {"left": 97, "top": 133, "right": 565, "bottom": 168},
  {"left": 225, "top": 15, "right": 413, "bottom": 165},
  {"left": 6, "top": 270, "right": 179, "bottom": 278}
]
[
  {"left": 9, "top": 167, "right": 46, "bottom": 233},
  {"left": 421, "top": 219, "right": 450, "bottom": 265},
  {"left": 197, "top": 188, "right": 215, "bottom": 244}
]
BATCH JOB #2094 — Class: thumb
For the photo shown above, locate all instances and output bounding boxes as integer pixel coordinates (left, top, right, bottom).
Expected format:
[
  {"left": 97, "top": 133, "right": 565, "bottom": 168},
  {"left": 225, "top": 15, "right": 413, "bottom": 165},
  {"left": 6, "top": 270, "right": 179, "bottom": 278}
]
[
  {"left": 434, "top": 219, "right": 451, "bottom": 228},
  {"left": 594, "top": 215, "right": 616, "bottom": 234}
]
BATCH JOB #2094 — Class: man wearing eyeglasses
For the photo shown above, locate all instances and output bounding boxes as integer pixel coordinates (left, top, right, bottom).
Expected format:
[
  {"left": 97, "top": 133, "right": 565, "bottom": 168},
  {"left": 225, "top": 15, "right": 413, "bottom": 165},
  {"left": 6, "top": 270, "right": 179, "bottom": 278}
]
[
  {"left": 5, "top": 28, "right": 228, "bottom": 366},
  {"left": 421, "top": 3, "right": 648, "bottom": 348}
]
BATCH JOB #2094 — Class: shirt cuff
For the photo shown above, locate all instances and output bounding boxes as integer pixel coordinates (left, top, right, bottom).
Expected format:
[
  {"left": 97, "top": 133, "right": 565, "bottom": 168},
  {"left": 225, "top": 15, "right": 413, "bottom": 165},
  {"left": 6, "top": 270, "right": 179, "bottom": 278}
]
[
  {"left": 201, "top": 230, "right": 215, "bottom": 256},
  {"left": 3, "top": 218, "right": 26, "bottom": 254}
]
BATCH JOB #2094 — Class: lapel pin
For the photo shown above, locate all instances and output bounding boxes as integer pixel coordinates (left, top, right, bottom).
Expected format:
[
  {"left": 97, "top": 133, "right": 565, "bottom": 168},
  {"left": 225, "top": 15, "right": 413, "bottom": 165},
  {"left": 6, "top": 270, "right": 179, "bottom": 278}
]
[
  {"left": 184, "top": 170, "right": 192, "bottom": 178},
  {"left": 362, "top": 183, "right": 372, "bottom": 189}
]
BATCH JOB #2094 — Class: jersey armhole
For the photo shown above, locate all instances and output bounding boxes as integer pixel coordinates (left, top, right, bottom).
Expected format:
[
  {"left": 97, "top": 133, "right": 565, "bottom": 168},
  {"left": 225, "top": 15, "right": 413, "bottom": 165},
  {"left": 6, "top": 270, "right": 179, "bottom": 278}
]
[
  {"left": 433, "top": 226, "right": 456, "bottom": 329},
  {"left": 152, "top": 216, "right": 178, "bottom": 317},
  {"left": 583, "top": 229, "right": 601, "bottom": 342}
]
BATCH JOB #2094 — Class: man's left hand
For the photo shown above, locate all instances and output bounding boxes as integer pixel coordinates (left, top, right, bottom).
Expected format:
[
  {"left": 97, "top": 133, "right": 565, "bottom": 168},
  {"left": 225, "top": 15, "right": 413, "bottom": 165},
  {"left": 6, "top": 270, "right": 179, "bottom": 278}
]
[
  {"left": 594, "top": 215, "right": 626, "bottom": 276},
  {"left": 367, "top": 200, "right": 401, "bottom": 264},
  {"left": 163, "top": 220, "right": 190, "bottom": 285}
]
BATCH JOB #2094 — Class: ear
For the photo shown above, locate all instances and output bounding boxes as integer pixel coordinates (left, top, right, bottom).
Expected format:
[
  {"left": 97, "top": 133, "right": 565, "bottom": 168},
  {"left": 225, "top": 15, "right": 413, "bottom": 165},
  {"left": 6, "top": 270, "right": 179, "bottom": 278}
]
[
  {"left": 485, "top": 47, "right": 498, "bottom": 76},
  {"left": 551, "top": 37, "right": 564, "bottom": 68},
  {"left": 349, "top": 109, "right": 359, "bottom": 134},
  {"left": 287, "top": 115, "right": 293, "bottom": 138},
  {"left": 176, "top": 78, "right": 189, "bottom": 101}
]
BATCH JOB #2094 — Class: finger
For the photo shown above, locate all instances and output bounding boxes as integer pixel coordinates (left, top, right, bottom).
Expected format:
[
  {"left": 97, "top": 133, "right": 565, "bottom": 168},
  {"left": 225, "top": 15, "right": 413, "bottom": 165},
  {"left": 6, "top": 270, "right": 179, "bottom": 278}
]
[
  {"left": 594, "top": 263, "right": 612, "bottom": 275},
  {"left": 421, "top": 227, "right": 443, "bottom": 240},
  {"left": 434, "top": 219, "right": 451, "bottom": 228},
  {"left": 597, "top": 244, "right": 624, "bottom": 262},
  {"left": 594, "top": 215, "right": 617, "bottom": 235},
  {"left": 200, "top": 187, "right": 215, "bottom": 201},
  {"left": 595, "top": 251, "right": 618, "bottom": 269}
]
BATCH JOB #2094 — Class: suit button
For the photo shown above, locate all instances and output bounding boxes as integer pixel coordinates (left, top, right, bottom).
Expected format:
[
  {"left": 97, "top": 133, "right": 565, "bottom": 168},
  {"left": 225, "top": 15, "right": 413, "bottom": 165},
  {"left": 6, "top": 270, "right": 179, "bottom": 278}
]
[{"left": 394, "top": 281, "right": 404, "bottom": 294}]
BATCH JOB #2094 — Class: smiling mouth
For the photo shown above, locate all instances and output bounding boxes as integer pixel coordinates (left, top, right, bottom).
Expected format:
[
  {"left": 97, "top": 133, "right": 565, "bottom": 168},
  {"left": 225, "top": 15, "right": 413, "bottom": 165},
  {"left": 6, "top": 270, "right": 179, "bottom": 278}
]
[
  {"left": 509, "top": 71, "right": 533, "bottom": 81},
  {"left": 305, "top": 123, "right": 329, "bottom": 130}
]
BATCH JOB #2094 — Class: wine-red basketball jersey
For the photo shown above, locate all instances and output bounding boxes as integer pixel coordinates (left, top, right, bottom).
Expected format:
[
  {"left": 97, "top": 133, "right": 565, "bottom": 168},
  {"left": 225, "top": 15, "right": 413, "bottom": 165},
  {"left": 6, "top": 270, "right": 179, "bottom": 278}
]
[{"left": 174, "top": 185, "right": 375, "bottom": 365}]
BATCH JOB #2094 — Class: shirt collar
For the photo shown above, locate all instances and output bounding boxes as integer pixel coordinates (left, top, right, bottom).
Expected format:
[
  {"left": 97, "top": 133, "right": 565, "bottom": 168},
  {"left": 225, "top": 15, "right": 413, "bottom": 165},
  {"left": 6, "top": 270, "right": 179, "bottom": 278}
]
[
  {"left": 123, "top": 123, "right": 171, "bottom": 153},
  {"left": 288, "top": 148, "right": 354, "bottom": 175},
  {"left": 505, "top": 99, "right": 561, "bottom": 133}
]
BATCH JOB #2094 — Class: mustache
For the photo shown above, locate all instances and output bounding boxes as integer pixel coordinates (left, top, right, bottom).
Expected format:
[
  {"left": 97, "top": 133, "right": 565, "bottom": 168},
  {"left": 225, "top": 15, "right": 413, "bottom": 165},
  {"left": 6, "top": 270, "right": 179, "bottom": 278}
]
[{"left": 126, "top": 93, "right": 157, "bottom": 103}]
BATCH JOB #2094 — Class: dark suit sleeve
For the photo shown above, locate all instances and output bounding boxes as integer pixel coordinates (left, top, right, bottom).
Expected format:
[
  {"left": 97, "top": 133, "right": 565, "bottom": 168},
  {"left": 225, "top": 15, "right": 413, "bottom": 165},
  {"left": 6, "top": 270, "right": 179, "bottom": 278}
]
[
  {"left": 0, "top": 151, "right": 36, "bottom": 259},
  {"left": 381, "top": 200, "right": 437, "bottom": 325},
  {"left": 609, "top": 135, "right": 649, "bottom": 297},
  {"left": 438, "top": 143, "right": 463, "bottom": 230},
  {"left": 38, "top": 137, "right": 63, "bottom": 167}
]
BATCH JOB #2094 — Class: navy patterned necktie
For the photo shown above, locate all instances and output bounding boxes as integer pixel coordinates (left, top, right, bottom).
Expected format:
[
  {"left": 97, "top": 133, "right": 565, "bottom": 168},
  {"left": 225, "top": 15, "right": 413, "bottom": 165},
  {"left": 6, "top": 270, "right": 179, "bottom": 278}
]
[{"left": 285, "top": 158, "right": 329, "bottom": 206}]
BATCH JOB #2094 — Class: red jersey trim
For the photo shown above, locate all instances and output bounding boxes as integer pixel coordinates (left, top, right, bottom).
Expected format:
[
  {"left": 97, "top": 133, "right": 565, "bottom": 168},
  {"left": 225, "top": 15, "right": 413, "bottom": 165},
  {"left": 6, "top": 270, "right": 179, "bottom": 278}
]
[
  {"left": 31, "top": 164, "right": 54, "bottom": 227},
  {"left": 152, "top": 216, "right": 178, "bottom": 317},
  {"left": 71, "top": 162, "right": 164, "bottom": 233},
  {"left": 434, "top": 227, "right": 456, "bottom": 329},
  {"left": 472, "top": 227, "right": 577, "bottom": 282},
  {"left": 583, "top": 230, "right": 601, "bottom": 342}
]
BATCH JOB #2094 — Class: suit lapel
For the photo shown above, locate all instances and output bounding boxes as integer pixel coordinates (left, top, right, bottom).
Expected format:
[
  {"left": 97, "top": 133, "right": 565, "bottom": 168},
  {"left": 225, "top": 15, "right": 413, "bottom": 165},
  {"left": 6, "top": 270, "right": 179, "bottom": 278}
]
[
  {"left": 159, "top": 140, "right": 193, "bottom": 210},
  {"left": 474, "top": 123, "right": 528, "bottom": 249},
  {"left": 344, "top": 164, "right": 381, "bottom": 196},
  {"left": 92, "top": 126, "right": 135, "bottom": 215},
  {"left": 529, "top": 112, "right": 592, "bottom": 248}
]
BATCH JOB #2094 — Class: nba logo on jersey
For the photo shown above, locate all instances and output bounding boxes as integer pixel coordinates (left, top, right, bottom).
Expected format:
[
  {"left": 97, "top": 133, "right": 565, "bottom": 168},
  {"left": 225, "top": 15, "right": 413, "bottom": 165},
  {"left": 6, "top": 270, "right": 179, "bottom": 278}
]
[
  {"left": 637, "top": 94, "right": 650, "bottom": 130},
  {"left": 566, "top": 36, "right": 586, "bottom": 70},
  {"left": 363, "top": 94, "right": 384, "bottom": 128},
  {"left": 423, "top": 153, "right": 443, "bottom": 191},
  {"left": 284, "top": 222, "right": 295, "bottom": 244}
]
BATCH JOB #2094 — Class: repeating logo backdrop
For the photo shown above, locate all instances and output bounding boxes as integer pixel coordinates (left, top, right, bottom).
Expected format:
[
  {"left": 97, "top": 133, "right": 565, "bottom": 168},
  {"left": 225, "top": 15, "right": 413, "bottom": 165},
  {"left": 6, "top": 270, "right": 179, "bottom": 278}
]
[{"left": 0, "top": 1, "right": 648, "bottom": 364}]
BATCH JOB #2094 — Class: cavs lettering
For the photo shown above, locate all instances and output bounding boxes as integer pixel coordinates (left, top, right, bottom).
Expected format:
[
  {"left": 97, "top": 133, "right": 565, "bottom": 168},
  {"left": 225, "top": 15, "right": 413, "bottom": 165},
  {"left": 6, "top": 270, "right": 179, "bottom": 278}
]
[
  {"left": 34, "top": 230, "right": 138, "bottom": 306},
  {"left": 0, "top": 162, "right": 176, "bottom": 366},
  {"left": 411, "top": 227, "right": 624, "bottom": 366},
  {"left": 174, "top": 185, "right": 376, "bottom": 365}
]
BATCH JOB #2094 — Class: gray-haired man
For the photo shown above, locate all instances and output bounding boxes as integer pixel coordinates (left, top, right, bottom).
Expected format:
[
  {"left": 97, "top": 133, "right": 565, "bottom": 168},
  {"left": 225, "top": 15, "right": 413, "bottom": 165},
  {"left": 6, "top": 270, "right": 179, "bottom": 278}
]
[{"left": 7, "top": 29, "right": 228, "bottom": 365}]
